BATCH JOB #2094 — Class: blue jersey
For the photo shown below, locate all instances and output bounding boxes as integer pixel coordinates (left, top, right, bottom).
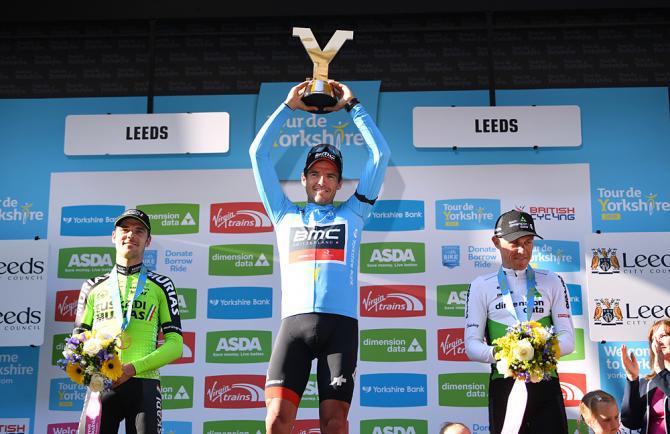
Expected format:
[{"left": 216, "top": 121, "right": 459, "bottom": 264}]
[{"left": 250, "top": 103, "right": 390, "bottom": 319}]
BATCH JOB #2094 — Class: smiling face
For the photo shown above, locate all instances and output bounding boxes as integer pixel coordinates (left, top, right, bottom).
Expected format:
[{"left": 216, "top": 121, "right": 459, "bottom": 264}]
[
  {"left": 301, "top": 159, "right": 342, "bottom": 205},
  {"left": 492, "top": 234, "right": 535, "bottom": 271},
  {"left": 112, "top": 218, "right": 151, "bottom": 266}
]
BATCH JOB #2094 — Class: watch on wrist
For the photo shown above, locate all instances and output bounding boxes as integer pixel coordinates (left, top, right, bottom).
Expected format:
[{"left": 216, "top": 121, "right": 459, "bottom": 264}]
[{"left": 344, "top": 97, "right": 360, "bottom": 113}]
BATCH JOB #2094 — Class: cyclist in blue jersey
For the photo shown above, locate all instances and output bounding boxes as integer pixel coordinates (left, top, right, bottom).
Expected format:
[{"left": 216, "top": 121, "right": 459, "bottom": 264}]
[{"left": 250, "top": 80, "right": 390, "bottom": 434}]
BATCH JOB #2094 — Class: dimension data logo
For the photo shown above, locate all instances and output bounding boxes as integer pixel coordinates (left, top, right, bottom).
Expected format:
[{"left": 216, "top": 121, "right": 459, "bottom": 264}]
[
  {"left": 0, "top": 196, "right": 45, "bottom": 225},
  {"left": 60, "top": 205, "right": 124, "bottom": 236},
  {"left": 365, "top": 200, "right": 425, "bottom": 231},
  {"left": 207, "top": 287, "right": 272, "bottom": 319},
  {"left": 57, "top": 247, "right": 115, "bottom": 279},
  {"left": 360, "top": 242, "right": 425, "bottom": 274},
  {"left": 435, "top": 199, "right": 500, "bottom": 230},
  {"left": 202, "top": 420, "right": 264, "bottom": 434},
  {"left": 438, "top": 373, "right": 488, "bottom": 407},
  {"left": 360, "top": 285, "right": 426, "bottom": 318},
  {"left": 210, "top": 202, "right": 273, "bottom": 234},
  {"left": 49, "top": 378, "right": 86, "bottom": 411},
  {"left": 206, "top": 330, "right": 272, "bottom": 363},
  {"left": 437, "top": 284, "right": 469, "bottom": 317},
  {"left": 360, "top": 374, "right": 427, "bottom": 407},
  {"left": 204, "top": 375, "right": 266, "bottom": 409},
  {"left": 51, "top": 333, "right": 69, "bottom": 365},
  {"left": 530, "top": 240, "right": 580, "bottom": 272},
  {"left": 209, "top": 245, "right": 273, "bottom": 276},
  {"left": 161, "top": 376, "right": 194, "bottom": 409},
  {"left": 360, "top": 419, "right": 428, "bottom": 434},
  {"left": 137, "top": 203, "right": 199, "bottom": 235},
  {"left": 596, "top": 186, "right": 670, "bottom": 222},
  {"left": 177, "top": 287, "right": 196, "bottom": 320},
  {"left": 360, "top": 329, "right": 426, "bottom": 362},
  {"left": 54, "top": 290, "right": 79, "bottom": 322},
  {"left": 437, "top": 328, "right": 469, "bottom": 361}
]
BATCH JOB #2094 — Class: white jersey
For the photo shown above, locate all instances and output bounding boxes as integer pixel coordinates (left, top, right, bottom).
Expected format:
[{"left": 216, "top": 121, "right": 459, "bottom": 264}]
[{"left": 464, "top": 266, "right": 575, "bottom": 367}]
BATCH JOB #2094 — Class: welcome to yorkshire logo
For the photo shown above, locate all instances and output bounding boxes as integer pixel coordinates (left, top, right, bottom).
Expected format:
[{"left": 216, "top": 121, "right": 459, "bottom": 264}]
[
  {"left": 596, "top": 187, "right": 670, "bottom": 221},
  {"left": 273, "top": 114, "right": 364, "bottom": 149},
  {"left": 0, "top": 196, "right": 45, "bottom": 225}
]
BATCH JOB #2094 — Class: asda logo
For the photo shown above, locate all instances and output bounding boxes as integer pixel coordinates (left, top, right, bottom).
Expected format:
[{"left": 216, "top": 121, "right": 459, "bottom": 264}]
[
  {"left": 360, "top": 419, "right": 428, "bottom": 434},
  {"left": 161, "top": 376, "right": 193, "bottom": 409},
  {"left": 57, "top": 247, "right": 115, "bottom": 279},
  {"left": 360, "top": 329, "right": 426, "bottom": 362},
  {"left": 137, "top": 203, "right": 199, "bottom": 235},
  {"left": 51, "top": 333, "right": 69, "bottom": 365},
  {"left": 436, "top": 284, "right": 468, "bottom": 317},
  {"left": 177, "top": 287, "right": 196, "bottom": 320},
  {"left": 360, "top": 242, "right": 425, "bottom": 274},
  {"left": 209, "top": 244, "right": 273, "bottom": 276},
  {"left": 206, "top": 330, "right": 271, "bottom": 363},
  {"left": 438, "top": 373, "right": 488, "bottom": 407},
  {"left": 202, "top": 420, "right": 264, "bottom": 434},
  {"left": 299, "top": 374, "right": 319, "bottom": 408},
  {"left": 561, "top": 328, "right": 585, "bottom": 361}
]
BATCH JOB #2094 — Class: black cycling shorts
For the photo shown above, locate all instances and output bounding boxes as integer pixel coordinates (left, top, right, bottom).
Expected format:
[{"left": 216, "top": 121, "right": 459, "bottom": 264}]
[
  {"left": 265, "top": 313, "right": 358, "bottom": 406},
  {"left": 95, "top": 378, "right": 163, "bottom": 434}
]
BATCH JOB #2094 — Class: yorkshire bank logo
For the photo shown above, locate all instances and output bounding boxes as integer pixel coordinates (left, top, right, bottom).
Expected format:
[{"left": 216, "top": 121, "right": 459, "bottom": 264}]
[
  {"left": 530, "top": 240, "right": 580, "bottom": 272},
  {"left": 299, "top": 374, "right": 320, "bottom": 408},
  {"left": 437, "top": 329, "right": 469, "bottom": 361},
  {"left": 359, "top": 374, "right": 427, "bottom": 407},
  {"left": 593, "top": 298, "right": 624, "bottom": 326},
  {"left": 161, "top": 376, "right": 194, "bottom": 409},
  {"left": 360, "top": 329, "right": 427, "bottom": 362},
  {"left": 60, "top": 205, "right": 124, "bottom": 236},
  {"left": 209, "top": 244, "right": 273, "bottom": 276},
  {"left": 47, "top": 422, "right": 78, "bottom": 434},
  {"left": 159, "top": 331, "right": 195, "bottom": 364},
  {"left": 360, "top": 285, "right": 426, "bottom": 317},
  {"left": 436, "top": 284, "right": 468, "bottom": 317},
  {"left": 48, "top": 378, "right": 86, "bottom": 411},
  {"left": 204, "top": 375, "right": 266, "bottom": 409},
  {"left": 57, "top": 247, "right": 115, "bottom": 279},
  {"left": 560, "top": 373, "right": 587, "bottom": 407},
  {"left": 0, "top": 419, "right": 30, "bottom": 434},
  {"left": 210, "top": 202, "right": 273, "bottom": 233},
  {"left": 360, "top": 242, "right": 425, "bottom": 274},
  {"left": 177, "top": 287, "right": 197, "bottom": 320},
  {"left": 438, "top": 373, "right": 488, "bottom": 407},
  {"left": 137, "top": 203, "right": 199, "bottom": 235},
  {"left": 360, "top": 419, "right": 428, "bottom": 434},
  {"left": 596, "top": 186, "right": 670, "bottom": 221},
  {"left": 435, "top": 199, "right": 500, "bottom": 230},
  {"left": 202, "top": 420, "right": 264, "bottom": 433},
  {"left": 205, "top": 330, "right": 272, "bottom": 363},
  {"left": 590, "top": 248, "right": 621, "bottom": 274},
  {"left": 365, "top": 200, "right": 425, "bottom": 232},
  {"left": 207, "top": 286, "right": 272, "bottom": 319},
  {"left": 54, "top": 289, "right": 79, "bottom": 322},
  {"left": 516, "top": 205, "right": 576, "bottom": 222}
]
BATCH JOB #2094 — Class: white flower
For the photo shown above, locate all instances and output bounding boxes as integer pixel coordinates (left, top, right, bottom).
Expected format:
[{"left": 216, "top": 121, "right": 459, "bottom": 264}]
[
  {"left": 89, "top": 373, "right": 105, "bottom": 392},
  {"left": 535, "top": 326, "right": 550, "bottom": 341},
  {"left": 512, "top": 339, "right": 535, "bottom": 361},
  {"left": 62, "top": 348, "right": 74, "bottom": 359},
  {"left": 496, "top": 357, "right": 513, "bottom": 378},
  {"left": 83, "top": 337, "right": 103, "bottom": 356},
  {"left": 95, "top": 321, "right": 121, "bottom": 338}
]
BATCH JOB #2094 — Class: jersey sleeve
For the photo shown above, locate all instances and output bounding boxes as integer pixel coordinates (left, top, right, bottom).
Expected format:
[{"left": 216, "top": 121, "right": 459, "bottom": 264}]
[
  {"left": 73, "top": 278, "right": 96, "bottom": 334},
  {"left": 550, "top": 273, "right": 575, "bottom": 357},
  {"left": 347, "top": 104, "right": 391, "bottom": 217},
  {"left": 464, "top": 279, "right": 496, "bottom": 364},
  {"left": 249, "top": 103, "right": 294, "bottom": 224},
  {"left": 131, "top": 279, "right": 183, "bottom": 375}
]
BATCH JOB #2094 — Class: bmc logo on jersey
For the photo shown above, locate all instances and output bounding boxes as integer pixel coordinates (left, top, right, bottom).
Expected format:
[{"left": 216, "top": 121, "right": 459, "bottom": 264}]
[
  {"left": 54, "top": 289, "right": 79, "bottom": 322},
  {"left": 437, "top": 328, "right": 469, "bottom": 361},
  {"left": 560, "top": 373, "right": 587, "bottom": 407},
  {"left": 204, "top": 375, "right": 266, "bottom": 408},
  {"left": 47, "top": 421, "right": 78, "bottom": 434},
  {"left": 207, "top": 286, "right": 272, "bottom": 319},
  {"left": 360, "top": 285, "right": 426, "bottom": 317},
  {"left": 360, "top": 419, "right": 428, "bottom": 434},
  {"left": 359, "top": 374, "right": 427, "bottom": 407},
  {"left": 60, "top": 205, "right": 124, "bottom": 236},
  {"left": 159, "top": 331, "right": 195, "bottom": 364},
  {"left": 210, "top": 202, "right": 273, "bottom": 233},
  {"left": 289, "top": 223, "right": 346, "bottom": 263}
]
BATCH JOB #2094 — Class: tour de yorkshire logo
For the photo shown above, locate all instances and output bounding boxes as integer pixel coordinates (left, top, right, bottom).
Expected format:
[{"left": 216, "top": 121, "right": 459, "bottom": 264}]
[
  {"left": 593, "top": 298, "right": 624, "bottom": 326},
  {"left": 590, "top": 248, "right": 621, "bottom": 274}
]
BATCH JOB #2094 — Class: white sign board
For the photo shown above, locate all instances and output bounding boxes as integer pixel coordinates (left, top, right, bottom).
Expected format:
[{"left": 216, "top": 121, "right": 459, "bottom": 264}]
[
  {"left": 0, "top": 239, "right": 48, "bottom": 346},
  {"left": 585, "top": 232, "right": 670, "bottom": 342},
  {"left": 413, "top": 105, "right": 581, "bottom": 148},
  {"left": 65, "top": 112, "right": 230, "bottom": 155}
]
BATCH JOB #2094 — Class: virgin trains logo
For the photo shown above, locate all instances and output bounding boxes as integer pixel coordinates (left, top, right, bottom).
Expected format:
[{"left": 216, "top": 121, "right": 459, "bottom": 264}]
[
  {"left": 204, "top": 375, "right": 265, "bottom": 408},
  {"left": 210, "top": 203, "right": 272, "bottom": 233},
  {"left": 289, "top": 224, "right": 346, "bottom": 263},
  {"left": 360, "top": 285, "right": 426, "bottom": 317}
]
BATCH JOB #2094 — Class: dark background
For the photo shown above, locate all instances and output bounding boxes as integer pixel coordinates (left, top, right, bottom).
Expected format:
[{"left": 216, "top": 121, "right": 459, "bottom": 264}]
[{"left": 1, "top": 1, "right": 669, "bottom": 98}]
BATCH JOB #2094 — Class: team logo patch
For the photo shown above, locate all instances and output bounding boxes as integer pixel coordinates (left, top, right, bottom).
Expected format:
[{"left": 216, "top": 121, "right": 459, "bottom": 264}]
[{"left": 289, "top": 223, "right": 346, "bottom": 263}]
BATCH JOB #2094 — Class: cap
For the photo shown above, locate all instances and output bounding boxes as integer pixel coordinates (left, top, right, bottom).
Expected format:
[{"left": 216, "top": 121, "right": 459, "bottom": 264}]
[
  {"left": 303, "top": 144, "right": 343, "bottom": 178},
  {"left": 114, "top": 208, "right": 151, "bottom": 233},
  {"left": 494, "top": 209, "right": 543, "bottom": 242}
]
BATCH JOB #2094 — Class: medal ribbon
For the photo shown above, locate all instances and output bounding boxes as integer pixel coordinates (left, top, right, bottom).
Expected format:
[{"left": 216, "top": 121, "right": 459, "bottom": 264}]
[
  {"left": 108, "top": 264, "right": 147, "bottom": 331},
  {"left": 497, "top": 264, "right": 537, "bottom": 322}
]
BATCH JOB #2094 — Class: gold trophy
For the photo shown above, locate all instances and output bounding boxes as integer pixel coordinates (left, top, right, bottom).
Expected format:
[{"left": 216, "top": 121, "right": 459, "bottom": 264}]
[{"left": 292, "top": 27, "right": 354, "bottom": 113}]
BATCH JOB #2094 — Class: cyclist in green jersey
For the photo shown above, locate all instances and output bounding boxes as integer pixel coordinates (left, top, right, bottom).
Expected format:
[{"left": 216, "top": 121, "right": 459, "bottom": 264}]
[{"left": 74, "top": 208, "right": 183, "bottom": 434}]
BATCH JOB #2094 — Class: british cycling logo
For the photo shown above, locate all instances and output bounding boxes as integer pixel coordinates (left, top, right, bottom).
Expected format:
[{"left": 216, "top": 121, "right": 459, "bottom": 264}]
[
  {"left": 204, "top": 375, "right": 265, "bottom": 408},
  {"left": 0, "top": 419, "right": 30, "bottom": 434},
  {"left": 590, "top": 248, "right": 621, "bottom": 274},
  {"left": 435, "top": 199, "right": 500, "bottom": 230},
  {"left": 596, "top": 186, "right": 670, "bottom": 221},
  {"left": 60, "top": 205, "right": 124, "bottom": 236},
  {"left": 359, "top": 285, "right": 426, "bottom": 317},
  {"left": 515, "top": 204, "right": 576, "bottom": 221},
  {"left": 210, "top": 202, "right": 272, "bottom": 234},
  {"left": 0, "top": 196, "right": 44, "bottom": 225}
]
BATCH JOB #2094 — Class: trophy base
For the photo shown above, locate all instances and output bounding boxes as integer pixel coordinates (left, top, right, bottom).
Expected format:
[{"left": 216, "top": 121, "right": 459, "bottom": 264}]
[{"left": 302, "top": 80, "right": 338, "bottom": 114}]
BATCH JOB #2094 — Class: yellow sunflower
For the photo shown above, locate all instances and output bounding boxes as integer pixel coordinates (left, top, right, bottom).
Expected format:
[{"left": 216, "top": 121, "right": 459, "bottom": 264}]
[
  {"left": 100, "top": 355, "right": 123, "bottom": 381},
  {"left": 66, "top": 363, "right": 85, "bottom": 384}
]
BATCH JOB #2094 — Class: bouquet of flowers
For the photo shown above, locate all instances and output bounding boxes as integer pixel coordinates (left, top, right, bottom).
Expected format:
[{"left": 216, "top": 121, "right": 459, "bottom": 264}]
[
  {"left": 492, "top": 320, "right": 560, "bottom": 383},
  {"left": 58, "top": 323, "right": 124, "bottom": 392}
]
